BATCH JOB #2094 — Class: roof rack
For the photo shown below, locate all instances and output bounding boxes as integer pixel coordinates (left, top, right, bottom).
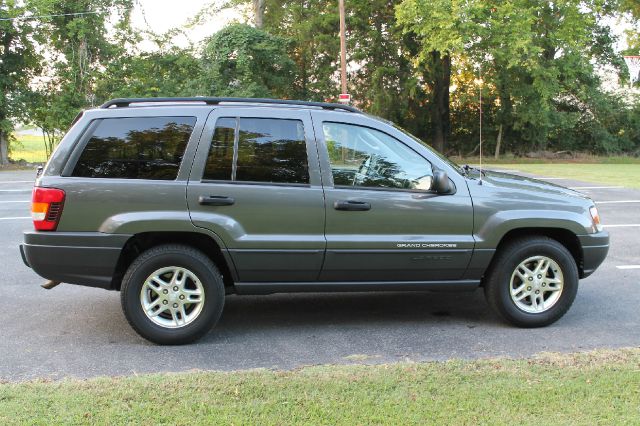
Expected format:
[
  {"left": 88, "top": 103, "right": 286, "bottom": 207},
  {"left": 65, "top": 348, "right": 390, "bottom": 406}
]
[{"left": 100, "top": 97, "right": 361, "bottom": 113}]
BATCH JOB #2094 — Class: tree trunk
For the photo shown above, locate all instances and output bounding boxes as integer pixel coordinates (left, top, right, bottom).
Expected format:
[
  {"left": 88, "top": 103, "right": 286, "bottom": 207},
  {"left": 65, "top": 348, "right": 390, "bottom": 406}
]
[
  {"left": 429, "top": 51, "right": 451, "bottom": 153},
  {"left": 0, "top": 130, "right": 8, "bottom": 165},
  {"left": 494, "top": 124, "right": 503, "bottom": 159},
  {"left": 253, "top": 0, "right": 266, "bottom": 28}
]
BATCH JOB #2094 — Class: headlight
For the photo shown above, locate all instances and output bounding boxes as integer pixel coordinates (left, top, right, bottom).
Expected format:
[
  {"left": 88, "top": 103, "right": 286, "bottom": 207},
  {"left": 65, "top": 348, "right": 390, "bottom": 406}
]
[{"left": 589, "top": 206, "right": 603, "bottom": 232}]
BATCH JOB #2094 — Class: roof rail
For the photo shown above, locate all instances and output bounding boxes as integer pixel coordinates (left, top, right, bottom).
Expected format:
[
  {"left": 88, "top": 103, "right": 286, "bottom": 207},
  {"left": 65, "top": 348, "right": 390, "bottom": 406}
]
[{"left": 100, "top": 97, "right": 361, "bottom": 113}]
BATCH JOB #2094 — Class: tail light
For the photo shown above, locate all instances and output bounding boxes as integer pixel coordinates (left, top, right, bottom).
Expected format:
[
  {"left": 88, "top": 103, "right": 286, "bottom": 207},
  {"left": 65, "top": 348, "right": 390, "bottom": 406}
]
[{"left": 31, "top": 187, "right": 65, "bottom": 231}]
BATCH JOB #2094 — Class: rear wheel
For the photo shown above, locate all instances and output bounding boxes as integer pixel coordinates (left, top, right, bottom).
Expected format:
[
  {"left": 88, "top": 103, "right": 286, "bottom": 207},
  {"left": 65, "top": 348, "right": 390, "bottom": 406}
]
[
  {"left": 484, "top": 236, "right": 578, "bottom": 327},
  {"left": 121, "top": 244, "right": 225, "bottom": 344}
]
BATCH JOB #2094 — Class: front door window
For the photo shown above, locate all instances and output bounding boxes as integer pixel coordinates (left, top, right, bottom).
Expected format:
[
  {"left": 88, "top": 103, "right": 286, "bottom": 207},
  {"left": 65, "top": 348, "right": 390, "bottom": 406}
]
[{"left": 323, "top": 122, "right": 433, "bottom": 191}]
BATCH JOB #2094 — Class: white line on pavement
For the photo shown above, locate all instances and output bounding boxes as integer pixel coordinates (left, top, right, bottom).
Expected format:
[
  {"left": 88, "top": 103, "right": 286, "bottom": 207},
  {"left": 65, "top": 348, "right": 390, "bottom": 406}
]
[
  {"left": 603, "top": 224, "right": 640, "bottom": 228},
  {"left": 569, "top": 186, "right": 624, "bottom": 190},
  {"left": 597, "top": 200, "right": 640, "bottom": 204},
  {"left": 1, "top": 200, "right": 30, "bottom": 203},
  {"left": 616, "top": 265, "right": 640, "bottom": 270},
  {"left": 0, "top": 181, "right": 33, "bottom": 184},
  {"left": 0, "top": 216, "right": 30, "bottom": 220},
  {"left": 0, "top": 189, "right": 31, "bottom": 192},
  {"left": 537, "top": 177, "right": 567, "bottom": 180}
]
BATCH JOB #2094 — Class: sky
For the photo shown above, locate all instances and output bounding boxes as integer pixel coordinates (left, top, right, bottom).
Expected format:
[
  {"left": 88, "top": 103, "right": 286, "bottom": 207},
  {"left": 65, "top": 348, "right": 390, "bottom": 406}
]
[{"left": 132, "top": 0, "right": 243, "bottom": 49}]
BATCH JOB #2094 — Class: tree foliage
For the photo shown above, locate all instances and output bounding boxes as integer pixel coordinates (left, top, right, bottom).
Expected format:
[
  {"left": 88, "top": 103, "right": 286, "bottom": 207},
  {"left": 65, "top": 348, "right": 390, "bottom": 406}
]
[
  {"left": 199, "top": 23, "right": 296, "bottom": 98},
  {"left": 0, "top": 0, "right": 41, "bottom": 164},
  {"left": 96, "top": 49, "right": 202, "bottom": 99},
  {"left": 12, "top": 0, "right": 132, "bottom": 158},
  {"left": 260, "top": 0, "right": 340, "bottom": 101},
  {"left": 397, "top": 0, "right": 638, "bottom": 154}
]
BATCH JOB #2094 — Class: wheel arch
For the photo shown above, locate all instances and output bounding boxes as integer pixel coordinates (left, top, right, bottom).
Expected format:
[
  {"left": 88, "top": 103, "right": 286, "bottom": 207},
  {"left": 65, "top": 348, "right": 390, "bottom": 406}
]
[
  {"left": 490, "top": 227, "right": 583, "bottom": 279},
  {"left": 110, "top": 231, "right": 237, "bottom": 291}
]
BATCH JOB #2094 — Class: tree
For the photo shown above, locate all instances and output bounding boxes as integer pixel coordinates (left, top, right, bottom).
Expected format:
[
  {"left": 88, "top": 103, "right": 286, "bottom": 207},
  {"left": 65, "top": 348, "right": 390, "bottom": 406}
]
[
  {"left": 25, "top": 0, "right": 133, "bottom": 151},
  {"left": 481, "top": 1, "right": 625, "bottom": 153},
  {"left": 397, "top": 0, "right": 631, "bottom": 154},
  {"left": 396, "top": 0, "right": 485, "bottom": 152},
  {"left": 255, "top": 0, "right": 431, "bottom": 144},
  {"left": 620, "top": 0, "right": 640, "bottom": 18},
  {"left": 256, "top": 0, "right": 340, "bottom": 101},
  {"left": 0, "top": 1, "right": 41, "bottom": 165},
  {"left": 199, "top": 23, "right": 296, "bottom": 98},
  {"left": 96, "top": 49, "right": 202, "bottom": 99},
  {"left": 347, "top": 0, "right": 425, "bottom": 133}
]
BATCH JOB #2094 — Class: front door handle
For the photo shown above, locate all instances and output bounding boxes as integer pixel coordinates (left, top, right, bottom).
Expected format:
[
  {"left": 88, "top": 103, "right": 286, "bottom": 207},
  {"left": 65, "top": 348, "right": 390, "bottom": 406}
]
[
  {"left": 198, "top": 195, "right": 235, "bottom": 206},
  {"left": 334, "top": 200, "right": 371, "bottom": 211}
]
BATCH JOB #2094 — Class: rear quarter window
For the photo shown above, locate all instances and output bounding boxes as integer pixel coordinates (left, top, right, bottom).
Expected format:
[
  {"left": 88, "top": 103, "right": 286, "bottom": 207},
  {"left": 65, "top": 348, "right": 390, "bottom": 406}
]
[{"left": 71, "top": 116, "right": 196, "bottom": 180}]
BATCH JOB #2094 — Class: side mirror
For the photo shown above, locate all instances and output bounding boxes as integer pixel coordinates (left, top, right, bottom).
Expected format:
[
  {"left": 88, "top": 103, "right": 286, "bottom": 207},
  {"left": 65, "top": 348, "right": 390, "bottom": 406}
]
[{"left": 432, "top": 170, "right": 453, "bottom": 194}]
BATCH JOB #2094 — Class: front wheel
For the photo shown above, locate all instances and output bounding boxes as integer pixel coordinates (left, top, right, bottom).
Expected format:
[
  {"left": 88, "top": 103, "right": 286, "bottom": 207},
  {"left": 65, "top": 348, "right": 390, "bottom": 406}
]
[
  {"left": 484, "top": 236, "right": 579, "bottom": 327},
  {"left": 121, "top": 244, "right": 225, "bottom": 344}
]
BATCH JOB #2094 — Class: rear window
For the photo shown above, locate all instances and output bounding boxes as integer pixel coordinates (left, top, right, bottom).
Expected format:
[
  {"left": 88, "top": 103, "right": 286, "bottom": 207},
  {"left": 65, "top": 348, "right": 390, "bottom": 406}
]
[{"left": 72, "top": 116, "right": 196, "bottom": 180}]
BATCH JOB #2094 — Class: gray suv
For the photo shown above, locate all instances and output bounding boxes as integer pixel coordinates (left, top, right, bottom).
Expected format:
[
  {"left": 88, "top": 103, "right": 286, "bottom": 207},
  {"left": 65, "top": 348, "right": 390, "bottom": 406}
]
[{"left": 20, "top": 97, "right": 609, "bottom": 344}]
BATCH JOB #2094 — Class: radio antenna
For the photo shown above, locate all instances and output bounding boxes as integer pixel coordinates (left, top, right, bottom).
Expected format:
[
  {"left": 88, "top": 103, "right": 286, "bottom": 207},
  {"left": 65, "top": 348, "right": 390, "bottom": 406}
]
[{"left": 478, "top": 61, "right": 483, "bottom": 185}]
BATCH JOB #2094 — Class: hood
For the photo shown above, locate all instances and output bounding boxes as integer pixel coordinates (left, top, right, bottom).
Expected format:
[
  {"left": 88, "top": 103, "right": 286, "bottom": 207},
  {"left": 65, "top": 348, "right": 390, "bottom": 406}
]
[{"left": 470, "top": 169, "right": 591, "bottom": 201}]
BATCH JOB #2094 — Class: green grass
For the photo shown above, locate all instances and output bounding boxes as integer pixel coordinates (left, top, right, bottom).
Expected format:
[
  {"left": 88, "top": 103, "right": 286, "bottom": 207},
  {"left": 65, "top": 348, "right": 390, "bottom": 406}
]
[
  {"left": 1, "top": 349, "right": 639, "bottom": 424},
  {"left": 455, "top": 155, "right": 640, "bottom": 165},
  {"left": 9, "top": 134, "right": 49, "bottom": 163},
  {"left": 484, "top": 163, "right": 640, "bottom": 189}
]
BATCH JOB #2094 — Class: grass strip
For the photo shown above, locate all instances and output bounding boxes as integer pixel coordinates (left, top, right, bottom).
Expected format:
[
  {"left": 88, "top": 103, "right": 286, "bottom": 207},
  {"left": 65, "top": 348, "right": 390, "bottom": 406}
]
[
  {"left": 1, "top": 348, "right": 639, "bottom": 425},
  {"left": 484, "top": 163, "right": 640, "bottom": 189}
]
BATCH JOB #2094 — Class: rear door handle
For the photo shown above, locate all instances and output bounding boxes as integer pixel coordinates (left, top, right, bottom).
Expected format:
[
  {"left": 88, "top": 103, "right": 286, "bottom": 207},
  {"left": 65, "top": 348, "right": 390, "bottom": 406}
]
[
  {"left": 334, "top": 200, "right": 371, "bottom": 211},
  {"left": 198, "top": 195, "right": 235, "bottom": 206}
]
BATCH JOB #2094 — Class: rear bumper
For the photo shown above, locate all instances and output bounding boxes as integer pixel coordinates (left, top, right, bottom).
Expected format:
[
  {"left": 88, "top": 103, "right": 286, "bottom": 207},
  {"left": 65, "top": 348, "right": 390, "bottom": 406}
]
[
  {"left": 21, "top": 232, "right": 131, "bottom": 290},
  {"left": 578, "top": 231, "right": 609, "bottom": 278}
]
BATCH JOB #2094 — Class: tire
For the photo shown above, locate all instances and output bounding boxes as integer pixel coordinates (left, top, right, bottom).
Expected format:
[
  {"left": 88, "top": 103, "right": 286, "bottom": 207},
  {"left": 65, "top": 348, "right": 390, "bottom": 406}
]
[
  {"left": 120, "top": 244, "right": 225, "bottom": 345},
  {"left": 484, "top": 236, "right": 579, "bottom": 328}
]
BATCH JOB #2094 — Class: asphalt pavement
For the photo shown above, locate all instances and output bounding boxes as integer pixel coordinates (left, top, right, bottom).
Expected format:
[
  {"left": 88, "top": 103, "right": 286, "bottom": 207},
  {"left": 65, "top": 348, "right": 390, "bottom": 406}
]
[{"left": 0, "top": 168, "right": 638, "bottom": 381}]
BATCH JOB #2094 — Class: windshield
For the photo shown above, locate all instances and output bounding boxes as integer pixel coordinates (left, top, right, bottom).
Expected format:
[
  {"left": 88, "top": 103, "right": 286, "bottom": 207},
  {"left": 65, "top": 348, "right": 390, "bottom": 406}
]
[{"left": 391, "top": 124, "right": 463, "bottom": 176}]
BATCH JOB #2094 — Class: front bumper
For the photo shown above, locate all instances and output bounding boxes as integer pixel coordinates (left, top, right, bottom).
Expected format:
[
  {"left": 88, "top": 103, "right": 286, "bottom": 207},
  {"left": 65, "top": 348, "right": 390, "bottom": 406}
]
[
  {"left": 21, "top": 232, "right": 131, "bottom": 290},
  {"left": 578, "top": 231, "right": 610, "bottom": 278}
]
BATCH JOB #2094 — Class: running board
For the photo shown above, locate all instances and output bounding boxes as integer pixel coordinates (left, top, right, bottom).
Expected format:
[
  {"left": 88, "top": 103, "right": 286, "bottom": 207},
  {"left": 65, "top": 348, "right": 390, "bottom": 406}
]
[{"left": 234, "top": 280, "right": 480, "bottom": 295}]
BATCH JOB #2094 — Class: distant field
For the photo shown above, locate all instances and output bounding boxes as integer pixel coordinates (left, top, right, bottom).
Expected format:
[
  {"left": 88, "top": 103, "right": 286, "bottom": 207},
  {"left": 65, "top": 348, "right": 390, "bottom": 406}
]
[
  {"left": 10, "top": 134, "right": 49, "bottom": 163},
  {"left": 485, "top": 163, "right": 640, "bottom": 189},
  {"left": 0, "top": 348, "right": 638, "bottom": 424}
]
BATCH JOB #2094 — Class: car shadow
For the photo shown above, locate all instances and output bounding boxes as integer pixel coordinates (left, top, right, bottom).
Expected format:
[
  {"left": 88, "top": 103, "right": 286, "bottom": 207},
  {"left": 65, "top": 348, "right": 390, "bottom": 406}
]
[
  {"left": 39, "top": 288, "right": 501, "bottom": 344},
  {"left": 200, "top": 289, "right": 499, "bottom": 341}
]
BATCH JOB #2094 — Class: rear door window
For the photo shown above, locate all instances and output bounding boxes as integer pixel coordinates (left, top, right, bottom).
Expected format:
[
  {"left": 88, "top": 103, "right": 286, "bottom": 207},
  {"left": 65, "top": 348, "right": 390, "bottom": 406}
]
[
  {"left": 72, "top": 116, "right": 196, "bottom": 180},
  {"left": 203, "top": 117, "right": 309, "bottom": 185}
]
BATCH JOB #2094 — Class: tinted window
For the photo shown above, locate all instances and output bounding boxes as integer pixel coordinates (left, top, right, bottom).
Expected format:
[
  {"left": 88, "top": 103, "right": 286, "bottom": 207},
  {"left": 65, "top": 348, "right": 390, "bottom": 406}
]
[
  {"left": 235, "top": 118, "right": 308, "bottom": 184},
  {"left": 72, "top": 116, "right": 196, "bottom": 180},
  {"left": 203, "top": 118, "right": 236, "bottom": 181},
  {"left": 323, "top": 122, "right": 433, "bottom": 190},
  {"left": 203, "top": 118, "right": 309, "bottom": 184}
]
